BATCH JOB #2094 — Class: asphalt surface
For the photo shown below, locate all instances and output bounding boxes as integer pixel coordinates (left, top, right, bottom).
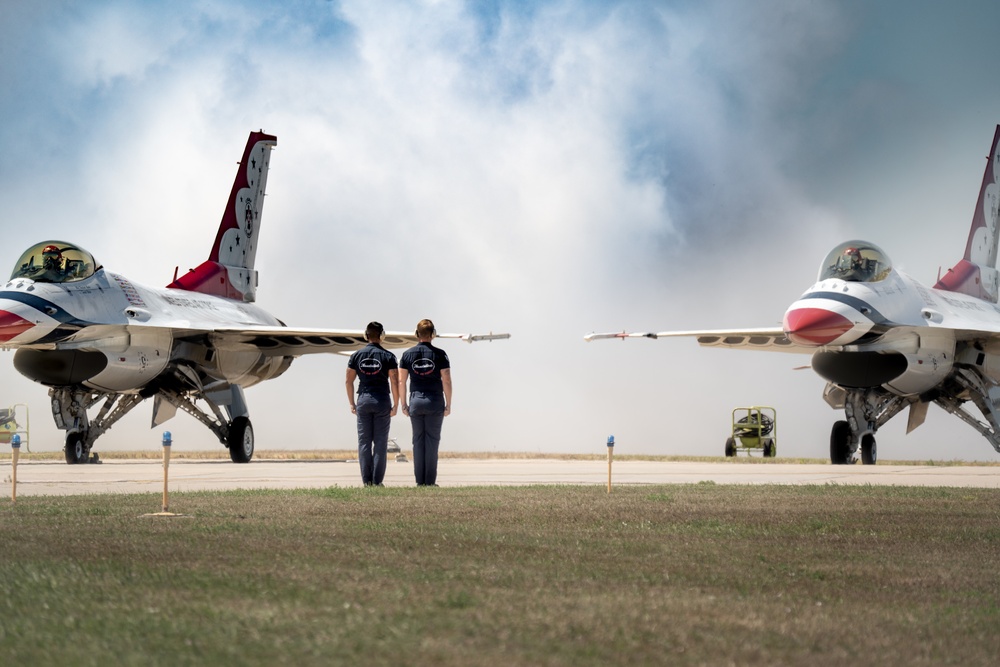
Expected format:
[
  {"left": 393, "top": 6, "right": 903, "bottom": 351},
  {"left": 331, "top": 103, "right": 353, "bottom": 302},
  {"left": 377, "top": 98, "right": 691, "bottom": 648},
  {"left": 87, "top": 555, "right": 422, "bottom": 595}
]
[{"left": 3, "top": 457, "right": 999, "bottom": 497}]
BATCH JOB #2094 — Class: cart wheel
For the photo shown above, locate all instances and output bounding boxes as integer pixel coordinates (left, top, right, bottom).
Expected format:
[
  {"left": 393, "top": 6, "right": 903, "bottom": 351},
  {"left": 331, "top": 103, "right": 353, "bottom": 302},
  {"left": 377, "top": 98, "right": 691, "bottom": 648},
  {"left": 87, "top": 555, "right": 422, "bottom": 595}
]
[
  {"left": 763, "top": 439, "right": 776, "bottom": 457},
  {"left": 725, "top": 437, "right": 736, "bottom": 457}
]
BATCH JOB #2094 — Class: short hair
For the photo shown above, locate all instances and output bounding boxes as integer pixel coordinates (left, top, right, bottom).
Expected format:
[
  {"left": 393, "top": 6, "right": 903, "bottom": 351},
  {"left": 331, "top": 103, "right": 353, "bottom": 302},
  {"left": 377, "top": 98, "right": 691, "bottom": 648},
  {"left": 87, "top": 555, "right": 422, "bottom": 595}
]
[
  {"left": 415, "top": 319, "right": 436, "bottom": 338},
  {"left": 365, "top": 321, "right": 384, "bottom": 342}
]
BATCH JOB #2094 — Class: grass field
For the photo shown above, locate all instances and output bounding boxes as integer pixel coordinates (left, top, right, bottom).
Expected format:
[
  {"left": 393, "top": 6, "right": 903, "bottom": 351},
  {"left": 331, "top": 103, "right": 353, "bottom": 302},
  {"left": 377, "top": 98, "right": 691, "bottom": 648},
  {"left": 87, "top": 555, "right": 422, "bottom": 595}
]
[{"left": 1, "top": 484, "right": 998, "bottom": 666}]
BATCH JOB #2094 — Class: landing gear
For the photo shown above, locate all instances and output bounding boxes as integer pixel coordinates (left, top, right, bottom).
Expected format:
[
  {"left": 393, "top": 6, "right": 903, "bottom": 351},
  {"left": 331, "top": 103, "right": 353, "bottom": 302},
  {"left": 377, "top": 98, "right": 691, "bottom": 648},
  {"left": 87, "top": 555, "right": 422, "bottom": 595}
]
[
  {"left": 861, "top": 433, "right": 877, "bottom": 465},
  {"left": 829, "top": 420, "right": 877, "bottom": 465},
  {"left": 228, "top": 416, "right": 254, "bottom": 463},
  {"left": 65, "top": 431, "right": 88, "bottom": 464},
  {"left": 50, "top": 384, "right": 257, "bottom": 464},
  {"left": 823, "top": 386, "right": 904, "bottom": 465},
  {"left": 830, "top": 420, "right": 852, "bottom": 465}
]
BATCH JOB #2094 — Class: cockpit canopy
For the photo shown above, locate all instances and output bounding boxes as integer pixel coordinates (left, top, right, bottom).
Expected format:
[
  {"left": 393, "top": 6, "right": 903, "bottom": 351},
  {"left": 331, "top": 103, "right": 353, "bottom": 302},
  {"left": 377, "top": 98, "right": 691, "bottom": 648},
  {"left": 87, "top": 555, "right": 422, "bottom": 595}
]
[
  {"left": 818, "top": 240, "right": 892, "bottom": 283},
  {"left": 10, "top": 241, "right": 100, "bottom": 284}
]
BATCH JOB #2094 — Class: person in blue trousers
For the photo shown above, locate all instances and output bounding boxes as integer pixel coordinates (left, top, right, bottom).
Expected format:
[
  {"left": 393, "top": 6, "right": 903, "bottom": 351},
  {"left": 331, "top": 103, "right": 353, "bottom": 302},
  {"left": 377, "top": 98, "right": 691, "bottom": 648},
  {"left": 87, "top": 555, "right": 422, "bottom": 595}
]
[
  {"left": 399, "top": 319, "right": 451, "bottom": 486},
  {"left": 345, "top": 321, "right": 399, "bottom": 486}
]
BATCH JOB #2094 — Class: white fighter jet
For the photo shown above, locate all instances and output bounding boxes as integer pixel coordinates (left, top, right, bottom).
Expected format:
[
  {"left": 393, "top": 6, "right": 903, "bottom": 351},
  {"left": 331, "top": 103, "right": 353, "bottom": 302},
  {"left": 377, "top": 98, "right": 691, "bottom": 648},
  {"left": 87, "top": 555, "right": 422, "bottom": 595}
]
[
  {"left": 0, "top": 131, "right": 508, "bottom": 464},
  {"left": 587, "top": 125, "right": 1000, "bottom": 464}
]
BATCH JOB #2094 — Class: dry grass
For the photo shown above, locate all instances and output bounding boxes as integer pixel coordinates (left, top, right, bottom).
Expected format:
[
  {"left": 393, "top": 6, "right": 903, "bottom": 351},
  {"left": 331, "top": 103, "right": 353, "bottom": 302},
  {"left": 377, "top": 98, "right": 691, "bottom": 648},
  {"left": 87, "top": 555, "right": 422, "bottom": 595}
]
[
  {"left": 3, "top": 449, "right": 998, "bottom": 466},
  {"left": 1, "top": 484, "right": 998, "bottom": 666}
]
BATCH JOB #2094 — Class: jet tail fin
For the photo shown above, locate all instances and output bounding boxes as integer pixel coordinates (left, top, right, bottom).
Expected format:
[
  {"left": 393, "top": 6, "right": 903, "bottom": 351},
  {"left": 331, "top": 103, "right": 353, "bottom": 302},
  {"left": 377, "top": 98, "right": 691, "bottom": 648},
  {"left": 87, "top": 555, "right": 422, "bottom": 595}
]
[
  {"left": 168, "top": 130, "right": 277, "bottom": 302},
  {"left": 934, "top": 125, "right": 1000, "bottom": 302}
]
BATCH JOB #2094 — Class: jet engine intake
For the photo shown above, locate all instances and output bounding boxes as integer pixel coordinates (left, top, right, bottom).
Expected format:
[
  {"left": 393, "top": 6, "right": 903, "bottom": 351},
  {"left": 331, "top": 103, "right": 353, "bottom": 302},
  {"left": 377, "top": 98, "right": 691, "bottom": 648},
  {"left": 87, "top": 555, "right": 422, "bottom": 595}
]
[
  {"left": 812, "top": 351, "right": 907, "bottom": 388},
  {"left": 813, "top": 336, "right": 955, "bottom": 397},
  {"left": 14, "top": 348, "right": 107, "bottom": 386}
]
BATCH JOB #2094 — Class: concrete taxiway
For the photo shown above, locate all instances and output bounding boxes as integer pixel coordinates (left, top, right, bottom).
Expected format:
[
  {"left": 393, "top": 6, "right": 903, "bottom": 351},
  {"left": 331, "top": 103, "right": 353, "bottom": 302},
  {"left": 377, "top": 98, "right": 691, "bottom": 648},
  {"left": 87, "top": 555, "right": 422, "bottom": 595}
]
[{"left": 2, "top": 458, "right": 999, "bottom": 497}]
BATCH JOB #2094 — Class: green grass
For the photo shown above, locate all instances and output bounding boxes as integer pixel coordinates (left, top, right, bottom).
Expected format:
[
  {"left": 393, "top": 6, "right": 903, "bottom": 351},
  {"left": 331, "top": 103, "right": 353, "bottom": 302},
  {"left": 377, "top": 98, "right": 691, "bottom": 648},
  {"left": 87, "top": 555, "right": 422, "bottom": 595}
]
[{"left": 1, "top": 485, "right": 998, "bottom": 666}]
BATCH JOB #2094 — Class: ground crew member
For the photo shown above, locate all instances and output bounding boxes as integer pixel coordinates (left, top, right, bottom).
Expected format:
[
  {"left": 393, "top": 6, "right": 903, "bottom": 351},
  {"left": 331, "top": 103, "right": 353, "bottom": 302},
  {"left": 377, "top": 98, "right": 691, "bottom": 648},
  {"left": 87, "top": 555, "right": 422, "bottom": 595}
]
[
  {"left": 346, "top": 321, "right": 399, "bottom": 486},
  {"left": 399, "top": 319, "right": 451, "bottom": 486}
]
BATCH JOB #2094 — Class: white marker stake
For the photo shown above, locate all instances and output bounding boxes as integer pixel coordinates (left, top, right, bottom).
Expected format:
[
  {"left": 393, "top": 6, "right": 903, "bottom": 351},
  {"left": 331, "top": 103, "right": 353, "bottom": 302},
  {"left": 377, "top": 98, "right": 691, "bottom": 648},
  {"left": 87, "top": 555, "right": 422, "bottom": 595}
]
[
  {"left": 11, "top": 434, "right": 21, "bottom": 504},
  {"left": 606, "top": 435, "right": 614, "bottom": 494}
]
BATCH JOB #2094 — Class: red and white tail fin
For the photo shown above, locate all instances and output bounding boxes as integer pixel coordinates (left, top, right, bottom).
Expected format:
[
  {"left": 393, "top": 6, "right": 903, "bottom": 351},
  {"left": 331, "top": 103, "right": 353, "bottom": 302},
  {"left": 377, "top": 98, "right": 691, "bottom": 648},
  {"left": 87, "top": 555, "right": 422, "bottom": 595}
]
[
  {"left": 168, "top": 131, "right": 278, "bottom": 302},
  {"left": 934, "top": 125, "right": 1000, "bottom": 302}
]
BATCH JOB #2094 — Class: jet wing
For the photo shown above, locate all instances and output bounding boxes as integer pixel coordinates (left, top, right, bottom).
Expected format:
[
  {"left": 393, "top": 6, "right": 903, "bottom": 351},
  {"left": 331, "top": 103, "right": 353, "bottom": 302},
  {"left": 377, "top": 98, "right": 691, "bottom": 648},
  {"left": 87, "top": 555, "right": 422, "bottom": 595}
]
[
  {"left": 205, "top": 326, "right": 510, "bottom": 357},
  {"left": 585, "top": 327, "right": 814, "bottom": 354},
  {"left": 30, "top": 323, "right": 508, "bottom": 356}
]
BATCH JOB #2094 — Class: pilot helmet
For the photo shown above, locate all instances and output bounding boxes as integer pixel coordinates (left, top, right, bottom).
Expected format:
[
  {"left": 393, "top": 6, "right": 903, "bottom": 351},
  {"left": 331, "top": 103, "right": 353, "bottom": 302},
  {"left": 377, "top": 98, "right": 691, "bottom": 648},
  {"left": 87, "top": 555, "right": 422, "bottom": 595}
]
[{"left": 42, "top": 245, "right": 62, "bottom": 266}]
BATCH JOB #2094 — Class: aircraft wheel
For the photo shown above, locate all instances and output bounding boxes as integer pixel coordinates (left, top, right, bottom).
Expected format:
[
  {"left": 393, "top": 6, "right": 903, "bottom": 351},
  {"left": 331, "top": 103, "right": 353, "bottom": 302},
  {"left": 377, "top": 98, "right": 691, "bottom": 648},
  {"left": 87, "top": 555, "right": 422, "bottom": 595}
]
[
  {"left": 65, "top": 432, "right": 87, "bottom": 465},
  {"left": 830, "top": 421, "right": 852, "bottom": 465},
  {"left": 228, "top": 417, "right": 254, "bottom": 463},
  {"left": 861, "top": 433, "right": 877, "bottom": 465},
  {"left": 725, "top": 437, "right": 736, "bottom": 457}
]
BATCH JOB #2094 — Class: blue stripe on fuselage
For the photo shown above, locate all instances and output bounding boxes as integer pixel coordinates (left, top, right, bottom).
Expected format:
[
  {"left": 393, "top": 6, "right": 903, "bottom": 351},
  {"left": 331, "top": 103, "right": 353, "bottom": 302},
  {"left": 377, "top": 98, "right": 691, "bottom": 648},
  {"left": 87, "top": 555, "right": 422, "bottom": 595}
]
[
  {"left": 0, "top": 290, "right": 93, "bottom": 343},
  {"left": 797, "top": 291, "right": 896, "bottom": 327}
]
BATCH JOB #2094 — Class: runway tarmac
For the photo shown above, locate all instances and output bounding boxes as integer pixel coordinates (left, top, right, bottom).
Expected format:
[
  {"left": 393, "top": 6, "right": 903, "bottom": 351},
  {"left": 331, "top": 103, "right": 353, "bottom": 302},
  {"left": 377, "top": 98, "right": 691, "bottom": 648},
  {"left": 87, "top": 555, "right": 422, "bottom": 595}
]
[{"left": 3, "top": 457, "right": 999, "bottom": 496}]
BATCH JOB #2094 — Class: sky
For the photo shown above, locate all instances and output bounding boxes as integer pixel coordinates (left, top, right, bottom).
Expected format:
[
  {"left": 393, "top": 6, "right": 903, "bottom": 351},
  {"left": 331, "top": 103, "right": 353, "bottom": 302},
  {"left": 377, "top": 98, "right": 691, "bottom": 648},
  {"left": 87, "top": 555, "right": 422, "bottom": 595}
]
[{"left": 2, "top": 0, "right": 1000, "bottom": 461}]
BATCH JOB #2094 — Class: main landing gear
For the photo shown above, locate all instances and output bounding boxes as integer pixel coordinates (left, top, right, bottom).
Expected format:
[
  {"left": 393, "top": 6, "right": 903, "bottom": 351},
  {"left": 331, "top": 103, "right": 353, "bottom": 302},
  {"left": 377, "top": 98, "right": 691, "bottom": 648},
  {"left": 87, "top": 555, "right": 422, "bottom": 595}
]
[
  {"left": 824, "top": 386, "right": 906, "bottom": 465},
  {"left": 227, "top": 416, "right": 254, "bottom": 463},
  {"left": 65, "top": 430, "right": 97, "bottom": 464},
  {"left": 829, "top": 420, "right": 877, "bottom": 465},
  {"left": 51, "top": 385, "right": 255, "bottom": 464}
]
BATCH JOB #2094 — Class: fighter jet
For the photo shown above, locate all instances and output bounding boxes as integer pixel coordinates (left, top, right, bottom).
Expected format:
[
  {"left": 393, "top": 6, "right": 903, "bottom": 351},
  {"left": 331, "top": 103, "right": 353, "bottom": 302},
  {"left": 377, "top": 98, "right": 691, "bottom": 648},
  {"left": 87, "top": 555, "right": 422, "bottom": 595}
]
[
  {"left": 0, "top": 131, "right": 508, "bottom": 464},
  {"left": 587, "top": 125, "right": 1000, "bottom": 464}
]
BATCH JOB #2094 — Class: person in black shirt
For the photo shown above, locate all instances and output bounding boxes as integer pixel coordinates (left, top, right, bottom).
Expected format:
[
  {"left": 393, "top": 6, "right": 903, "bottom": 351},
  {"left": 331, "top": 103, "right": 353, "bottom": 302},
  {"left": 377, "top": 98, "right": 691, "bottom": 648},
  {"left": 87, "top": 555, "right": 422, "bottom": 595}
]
[
  {"left": 346, "top": 321, "right": 399, "bottom": 486},
  {"left": 399, "top": 319, "right": 451, "bottom": 486}
]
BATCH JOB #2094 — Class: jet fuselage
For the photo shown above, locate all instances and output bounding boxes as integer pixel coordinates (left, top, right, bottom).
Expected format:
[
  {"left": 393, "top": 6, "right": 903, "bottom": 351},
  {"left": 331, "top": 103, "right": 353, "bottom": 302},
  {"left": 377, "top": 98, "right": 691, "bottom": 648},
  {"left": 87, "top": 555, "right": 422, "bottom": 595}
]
[{"left": 0, "top": 268, "right": 290, "bottom": 394}]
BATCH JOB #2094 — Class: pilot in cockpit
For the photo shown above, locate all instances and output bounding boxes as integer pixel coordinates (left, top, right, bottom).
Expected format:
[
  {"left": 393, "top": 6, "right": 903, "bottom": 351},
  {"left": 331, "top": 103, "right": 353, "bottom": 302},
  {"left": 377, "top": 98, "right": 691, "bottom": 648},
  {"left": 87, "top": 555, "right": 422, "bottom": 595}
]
[
  {"left": 40, "top": 245, "right": 65, "bottom": 281},
  {"left": 819, "top": 241, "right": 891, "bottom": 284},
  {"left": 11, "top": 241, "right": 99, "bottom": 284},
  {"left": 843, "top": 247, "right": 869, "bottom": 281}
]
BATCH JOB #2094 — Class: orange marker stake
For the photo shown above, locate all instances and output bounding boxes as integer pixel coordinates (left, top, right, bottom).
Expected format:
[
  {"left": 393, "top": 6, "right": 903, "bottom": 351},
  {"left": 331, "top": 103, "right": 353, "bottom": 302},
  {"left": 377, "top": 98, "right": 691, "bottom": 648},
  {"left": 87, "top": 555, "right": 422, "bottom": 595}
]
[
  {"left": 606, "top": 435, "right": 614, "bottom": 494},
  {"left": 11, "top": 434, "right": 21, "bottom": 504}
]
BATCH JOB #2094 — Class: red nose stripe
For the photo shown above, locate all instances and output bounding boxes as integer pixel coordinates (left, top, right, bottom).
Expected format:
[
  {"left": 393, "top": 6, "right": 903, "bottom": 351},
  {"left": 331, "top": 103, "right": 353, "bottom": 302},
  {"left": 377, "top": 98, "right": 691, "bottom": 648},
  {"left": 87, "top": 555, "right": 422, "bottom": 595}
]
[
  {"left": 0, "top": 309, "right": 34, "bottom": 343},
  {"left": 783, "top": 308, "right": 854, "bottom": 346}
]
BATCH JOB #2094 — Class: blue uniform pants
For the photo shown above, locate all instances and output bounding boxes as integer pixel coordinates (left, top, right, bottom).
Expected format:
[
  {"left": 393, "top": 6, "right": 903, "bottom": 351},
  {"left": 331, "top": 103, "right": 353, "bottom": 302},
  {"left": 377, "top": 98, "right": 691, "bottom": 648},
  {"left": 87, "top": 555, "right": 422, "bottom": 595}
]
[
  {"left": 408, "top": 391, "right": 445, "bottom": 485},
  {"left": 356, "top": 393, "right": 391, "bottom": 485}
]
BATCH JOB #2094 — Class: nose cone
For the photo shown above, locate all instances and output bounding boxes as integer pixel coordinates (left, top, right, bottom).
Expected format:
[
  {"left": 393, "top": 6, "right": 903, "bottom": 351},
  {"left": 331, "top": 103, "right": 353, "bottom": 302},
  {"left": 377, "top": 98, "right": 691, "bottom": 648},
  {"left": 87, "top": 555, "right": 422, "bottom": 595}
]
[
  {"left": 0, "top": 309, "right": 34, "bottom": 343},
  {"left": 783, "top": 307, "right": 854, "bottom": 346}
]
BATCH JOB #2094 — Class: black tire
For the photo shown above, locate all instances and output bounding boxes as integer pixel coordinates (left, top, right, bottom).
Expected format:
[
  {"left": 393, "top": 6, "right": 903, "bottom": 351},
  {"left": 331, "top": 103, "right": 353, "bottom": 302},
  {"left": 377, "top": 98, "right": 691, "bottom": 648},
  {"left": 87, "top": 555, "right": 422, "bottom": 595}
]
[
  {"left": 830, "top": 420, "right": 852, "bottom": 465},
  {"left": 861, "top": 433, "right": 877, "bottom": 465},
  {"left": 725, "top": 437, "right": 736, "bottom": 457},
  {"left": 763, "top": 439, "right": 776, "bottom": 458},
  {"left": 65, "top": 432, "right": 87, "bottom": 465},
  {"left": 228, "top": 416, "right": 254, "bottom": 463}
]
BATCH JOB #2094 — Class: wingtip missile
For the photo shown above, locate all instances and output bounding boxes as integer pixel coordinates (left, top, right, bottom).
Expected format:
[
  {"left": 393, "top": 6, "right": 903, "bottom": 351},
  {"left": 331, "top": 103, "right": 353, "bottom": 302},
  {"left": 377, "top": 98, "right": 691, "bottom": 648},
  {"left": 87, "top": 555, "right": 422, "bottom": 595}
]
[{"left": 585, "top": 331, "right": 658, "bottom": 342}]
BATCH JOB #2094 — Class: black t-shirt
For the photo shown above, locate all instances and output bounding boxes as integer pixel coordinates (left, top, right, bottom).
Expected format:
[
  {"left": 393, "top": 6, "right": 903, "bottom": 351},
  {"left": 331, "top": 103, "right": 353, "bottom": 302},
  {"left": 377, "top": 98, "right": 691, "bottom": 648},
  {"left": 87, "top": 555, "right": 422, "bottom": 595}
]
[
  {"left": 400, "top": 341, "right": 450, "bottom": 394},
  {"left": 348, "top": 343, "right": 398, "bottom": 397}
]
